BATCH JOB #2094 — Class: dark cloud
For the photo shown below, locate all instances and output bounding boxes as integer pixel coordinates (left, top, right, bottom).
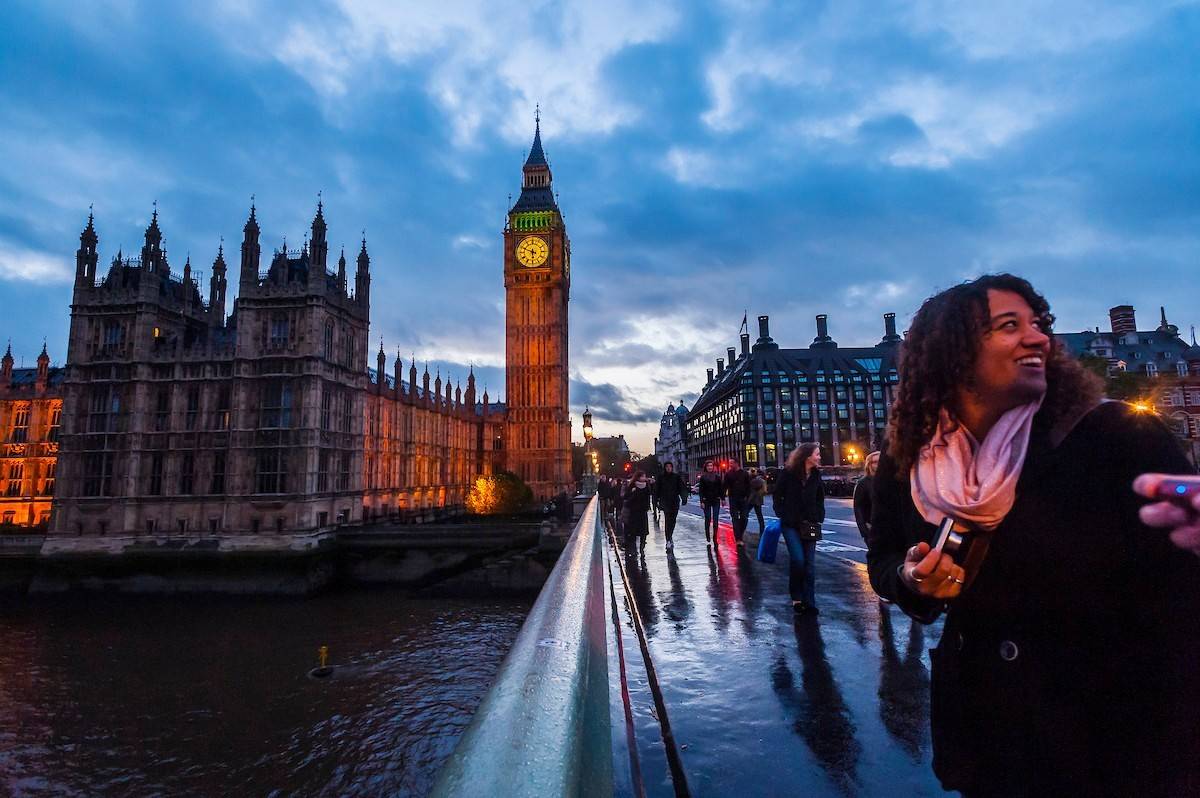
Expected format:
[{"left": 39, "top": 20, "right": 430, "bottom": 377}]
[
  {"left": 0, "top": 0, "right": 1196, "bottom": 452},
  {"left": 570, "top": 377, "right": 661, "bottom": 424}
]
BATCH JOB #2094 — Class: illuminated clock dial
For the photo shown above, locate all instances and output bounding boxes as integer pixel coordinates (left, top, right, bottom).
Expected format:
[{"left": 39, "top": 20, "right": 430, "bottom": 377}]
[{"left": 516, "top": 235, "right": 549, "bottom": 267}]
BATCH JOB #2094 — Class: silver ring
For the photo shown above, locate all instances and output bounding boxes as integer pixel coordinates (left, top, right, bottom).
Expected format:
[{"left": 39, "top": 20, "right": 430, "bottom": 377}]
[
  {"left": 912, "top": 573, "right": 926, "bottom": 584},
  {"left": 950, "top": 577, "right": 964, "bottom": 585}
]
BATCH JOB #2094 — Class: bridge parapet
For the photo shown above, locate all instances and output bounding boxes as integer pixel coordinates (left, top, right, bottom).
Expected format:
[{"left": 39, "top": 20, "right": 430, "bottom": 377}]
[{"left": 431, "top": 496, "right": 611, "bottom": 796}]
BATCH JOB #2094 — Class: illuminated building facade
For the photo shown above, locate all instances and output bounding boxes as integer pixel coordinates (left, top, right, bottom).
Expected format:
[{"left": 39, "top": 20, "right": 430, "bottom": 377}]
[
  {"left": 502, "top": 116, "right": 573, "bottom": 500},
  {"left": 1058, "top": 305, "right": 1200, "bottom": 464},
  {"left": 0, "top": 346, "right": 63, "bottom": 528},
  {"left": 683, "top": 314, "right": 902, "bottom": 474}
]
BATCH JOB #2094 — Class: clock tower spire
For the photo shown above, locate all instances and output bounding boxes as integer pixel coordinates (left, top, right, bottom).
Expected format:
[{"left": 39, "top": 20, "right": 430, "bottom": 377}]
[{"left": 503, "top": 115, "right": 571, "bottom": 501}]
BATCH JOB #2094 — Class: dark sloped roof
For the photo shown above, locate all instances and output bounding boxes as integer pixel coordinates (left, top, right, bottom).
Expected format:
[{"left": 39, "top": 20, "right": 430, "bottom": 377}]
[
  {"left": 525, "top": 124, "right": 548, "bottom": 167},
  {"left": 7, "top": 367, "right": 65, "bottom": 390},
  {"left": 511, "top": 186, "right": 558, "bottom": 213},
  {"left": 1056, "top": 329, "right": 1190, "bottom": 364}
]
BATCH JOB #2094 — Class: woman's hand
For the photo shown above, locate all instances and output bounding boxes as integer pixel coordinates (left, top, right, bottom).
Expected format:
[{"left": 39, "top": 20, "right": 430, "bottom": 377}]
[
  {"left": 1133, "top": 473, "right": 1200, "bottom": 556},
  {"left": 900, "top": 541, "right": 965, "bottom": 599}
]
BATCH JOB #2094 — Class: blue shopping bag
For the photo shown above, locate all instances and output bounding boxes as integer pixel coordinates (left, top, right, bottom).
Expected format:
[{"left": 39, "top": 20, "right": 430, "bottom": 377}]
[{"left": 757, "top": 518, "right": 781, "bottom": 563}]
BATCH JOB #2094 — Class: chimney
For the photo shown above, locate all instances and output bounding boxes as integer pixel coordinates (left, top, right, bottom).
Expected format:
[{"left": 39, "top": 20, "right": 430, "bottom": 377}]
[
  {"left": 753, "top": 315, "right": 778, "bottom": 351},
  {"left": 726, "top": 347, "right": 736, "bottom": 365},
  {"left": 1109, "top": 305, "right": 1136, "bottom": 336},
  {"left": 740, "top": 332, "right": 750, "bottom": 357},
  {"left": 881, "top": 312, "right": 901, "bottom": 344},
  {"left": 716, "top": 357, "right": 725, "bottom": 376},
  {"left": 812, "top": 314, "right": 836, "bottom": 347},
  {"left": 706, "top": 368, "right": 714, "bottom": 386}
]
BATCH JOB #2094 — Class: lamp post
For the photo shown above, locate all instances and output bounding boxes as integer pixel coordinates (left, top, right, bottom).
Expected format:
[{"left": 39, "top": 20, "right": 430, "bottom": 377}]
[{"left": 580, "top": 407, "right": 598, "bottom": 495}]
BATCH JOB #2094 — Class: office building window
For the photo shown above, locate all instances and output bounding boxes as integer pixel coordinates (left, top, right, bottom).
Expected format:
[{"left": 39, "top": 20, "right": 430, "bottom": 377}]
[
  {"left": 41, "top": 461, "right": 55, "bottom": 495},
  {"left": 47, "top": 407, "right": 61, "bottom": 442},
  {"left": 83, "top": 452, "right": 113, "bottom": 496},
  {"left": 260, "top": 380, "right": 293, "bottom": 428},
  {"left": 6, "top": 463, "right": 24, "bottom": 496},
  {"left": 256, "top": 449, "right": 287, "bottom": 494},
  {"left": 212, "top": 386, "right": 231, "bottom": 431},
  {"left": 744, "top": 444, "right": 759, "bottom": 464},
  {"left": 210, "top": 452, "right": 226, "bottom": 494},
  {"left": 153, "top": 388, "right": 171, "bottom": 431},
  {"left": 10, "top": 406, "right": 29, "bottom": 443},
  {"left": 185, "top": 387, "right": 200, "bottom": 430},
  {"left": 148, "top": 453, "right": 164, "bottom": 495},
  {"left": 178, "top": 452, "right": 194, "bottom": 495}
]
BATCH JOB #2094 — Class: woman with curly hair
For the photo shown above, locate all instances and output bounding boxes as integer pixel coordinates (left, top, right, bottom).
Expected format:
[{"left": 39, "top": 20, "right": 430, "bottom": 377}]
[{"left": 866, "top": 274, "right": 1200, "bottom": 795}]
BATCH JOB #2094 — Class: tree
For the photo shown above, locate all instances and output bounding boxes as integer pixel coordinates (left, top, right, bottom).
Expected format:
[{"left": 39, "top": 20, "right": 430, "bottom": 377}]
[{"left": 465, "top": 470, "right": 535, "bottom": 515}]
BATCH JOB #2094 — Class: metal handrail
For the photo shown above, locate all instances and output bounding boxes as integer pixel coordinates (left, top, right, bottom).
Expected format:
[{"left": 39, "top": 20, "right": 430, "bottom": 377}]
[{"left": 430, "top": 496, "right": 612, "bottom": 797}]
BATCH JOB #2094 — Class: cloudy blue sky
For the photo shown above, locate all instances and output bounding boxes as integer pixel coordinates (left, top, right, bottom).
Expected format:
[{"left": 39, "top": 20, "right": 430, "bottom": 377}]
[{"left": 1, "top": 0, "right": 1196, "bottom": 453}]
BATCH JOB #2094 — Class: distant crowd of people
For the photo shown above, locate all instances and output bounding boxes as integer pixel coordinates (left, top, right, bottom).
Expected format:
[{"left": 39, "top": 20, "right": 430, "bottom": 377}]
[{"left": 594, "top": 273, "right": 1200, "bottom": 795}]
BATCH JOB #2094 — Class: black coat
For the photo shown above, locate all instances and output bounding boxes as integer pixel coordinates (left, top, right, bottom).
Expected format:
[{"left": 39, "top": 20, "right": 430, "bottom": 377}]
[
  {"left": 771, "top": 467, "right": 825, "bottom": 536},
  {"left": 867, "top": 401, "right": 1200, "bottom": 794},
  {"left": 852, "top": 474, "right": 874, "bottom": 540},
  {"left": 655, "top": 471, "right": 688, "bottom": 509},
  {"left": 724, "top": 467, "right": 753, "bottom": 500},
  {"left": 623, "top": 482, "right": 651, "bottom": 537},
  {"left": 698, "top": 471, "right": 724, "bottom": 505}
]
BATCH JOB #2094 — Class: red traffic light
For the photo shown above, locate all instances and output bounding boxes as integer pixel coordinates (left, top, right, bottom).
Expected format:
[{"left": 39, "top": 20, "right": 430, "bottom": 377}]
[{"left": 623, "top": 462, "right": 632, "bottom": 473}]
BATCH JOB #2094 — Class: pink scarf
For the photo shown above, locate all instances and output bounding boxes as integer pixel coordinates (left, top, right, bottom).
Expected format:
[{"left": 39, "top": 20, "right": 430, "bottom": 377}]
[{"left": 910, "top": 400, "right": 1042, "bottom": 531}]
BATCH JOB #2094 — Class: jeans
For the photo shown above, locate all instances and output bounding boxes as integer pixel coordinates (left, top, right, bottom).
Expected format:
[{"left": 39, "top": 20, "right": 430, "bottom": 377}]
[
  {"left": 728, "top": 497, "right": 750, "bottom": 541},
  {"left": 752, "top": 504, "right": 764, "bottom": 534},
  {"left": 781, "top": 525, "right": 817, "bottom": 605},
  {"left": 663, "top": 507, "right": 679, "bottom": 540},
  {"left": 702, "top": 501, "right": 720, "bottom": 538}
]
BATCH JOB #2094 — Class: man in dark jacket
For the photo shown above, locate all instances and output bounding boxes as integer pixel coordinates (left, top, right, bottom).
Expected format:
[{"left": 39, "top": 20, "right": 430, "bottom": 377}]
[
  {"left": 723, "top": 460, "right": 753, "bottom": 547},
  {"left": 654, "top": 462, "right": 689, "bottom": 551}
]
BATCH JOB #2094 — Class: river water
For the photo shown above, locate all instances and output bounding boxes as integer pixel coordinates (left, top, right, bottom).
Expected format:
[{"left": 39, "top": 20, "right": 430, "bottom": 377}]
[{"left": 0, "top": 591, "right": 531, "bottom": 797}]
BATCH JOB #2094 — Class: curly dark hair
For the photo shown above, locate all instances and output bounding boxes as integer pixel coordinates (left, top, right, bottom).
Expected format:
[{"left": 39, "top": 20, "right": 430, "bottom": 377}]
[{"left": 886, "top": 273, "right": 1103, "bottom": 476}]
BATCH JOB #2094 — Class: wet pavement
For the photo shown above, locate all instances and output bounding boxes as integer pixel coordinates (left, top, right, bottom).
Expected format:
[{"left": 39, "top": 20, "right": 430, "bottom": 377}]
[{"left": 610, "top": 499, "right": 952, "bottom": 797}]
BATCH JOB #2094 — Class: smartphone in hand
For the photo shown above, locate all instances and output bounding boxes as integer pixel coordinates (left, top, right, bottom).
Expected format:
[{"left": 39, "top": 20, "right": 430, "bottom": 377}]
[{"left": 1151, "top": 475, "right": 1200, "bottom": 506}]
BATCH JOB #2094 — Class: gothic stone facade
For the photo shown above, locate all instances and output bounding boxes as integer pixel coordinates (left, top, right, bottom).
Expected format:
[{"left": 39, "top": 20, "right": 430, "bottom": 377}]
[
  {"left": 502, "top": 119, "right": 572, "bottom": 500},
  {"left": 0, "top": 348, "right": 63, "bottom": 528},
  {"left": 50, "top": 199, "right": 507, "bottom": 538}
]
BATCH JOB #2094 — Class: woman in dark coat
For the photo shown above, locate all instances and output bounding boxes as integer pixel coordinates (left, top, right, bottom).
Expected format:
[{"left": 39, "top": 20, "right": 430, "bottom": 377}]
[
  {"left": 852, "top": 451, "right": 880, "bottom": 543},
  {"left": 867, "top": 275, "right": 1200, "bottom": 795},
  {"left": 697, "top": 460, "right": 725, "bottom": 546},
  {"left": 772, "top": 442, "right": 825, "bottom": 613},
  {"left": 623, "top": 471, "right": 652, "bottom": 551}
]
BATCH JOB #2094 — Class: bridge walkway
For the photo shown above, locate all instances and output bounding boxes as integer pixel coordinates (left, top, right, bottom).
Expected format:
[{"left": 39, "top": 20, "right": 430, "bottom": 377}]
[{"left": 609, "top": 499, "right": 951, "bottom": 797}]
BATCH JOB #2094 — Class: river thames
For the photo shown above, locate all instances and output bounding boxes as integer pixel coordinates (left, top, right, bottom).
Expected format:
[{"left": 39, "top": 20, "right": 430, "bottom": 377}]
[{"left": 0, "top": 590, "right": 530, "bottom": 796}]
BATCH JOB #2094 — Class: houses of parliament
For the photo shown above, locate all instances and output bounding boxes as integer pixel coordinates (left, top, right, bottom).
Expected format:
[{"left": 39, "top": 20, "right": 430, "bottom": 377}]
[{"left": 0, "top": 122, "right": 573, "bottom": 538}]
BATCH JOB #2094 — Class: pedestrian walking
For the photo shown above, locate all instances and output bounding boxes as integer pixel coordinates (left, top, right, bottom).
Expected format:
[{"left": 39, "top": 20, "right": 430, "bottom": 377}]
[
  {"left": 655, "top": 461, "right": 689, "bottom": 551},
  {"left": 613, "top": 477, "right": 626, "bottom": 535},
  {"left": 852, "top": 451, "right": 880, "bottom": 543},
  {"left": 697, "top": 460, "right": 724, "bottom": 546},
  {"left": 623, "top": 471, "right": 652, "bottom": 552},
  {"left": 748, "top": 467, "right": 767, "bottom": 535},
  {"left": 866, "top": 274, "right": 1200, "bottom": 795},
  {"left": 723, "top": 460, "right": 753, "bottom": 548},
  {"left": 772, "top": 443, "right": 825, "bottom": 614},
  {"left": 649, "top": 474, "right": 660, "bottom": 523}
]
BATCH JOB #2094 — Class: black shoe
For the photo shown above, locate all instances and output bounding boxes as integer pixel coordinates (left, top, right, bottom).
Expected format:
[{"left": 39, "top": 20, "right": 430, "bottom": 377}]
[{"left": 792, "top": 601, "right": 807, "bottom": 613}]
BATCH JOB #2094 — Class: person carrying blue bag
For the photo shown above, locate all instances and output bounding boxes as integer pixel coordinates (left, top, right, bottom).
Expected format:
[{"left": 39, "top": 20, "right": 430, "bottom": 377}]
[
  {"left": 772, "top": 443, "right": 825, "bottom": 614},
  {"left": 757, "top": 518, "right": 782, "bottom": 563}
]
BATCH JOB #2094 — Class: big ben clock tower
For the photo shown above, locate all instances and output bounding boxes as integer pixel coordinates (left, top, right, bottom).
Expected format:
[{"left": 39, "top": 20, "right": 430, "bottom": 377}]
[{"left": 504, "top": 115, "right": 571, "bottom": 500}]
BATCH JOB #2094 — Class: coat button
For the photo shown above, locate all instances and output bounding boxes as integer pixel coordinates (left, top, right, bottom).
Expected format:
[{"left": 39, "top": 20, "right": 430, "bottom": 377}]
[{"left": 999, "top": 640, "right": 1019, "bottom": 661}]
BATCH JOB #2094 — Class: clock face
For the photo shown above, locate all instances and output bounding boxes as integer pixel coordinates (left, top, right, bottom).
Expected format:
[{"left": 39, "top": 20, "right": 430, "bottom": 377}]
[{"left": 516, "top": 236, "right": 549, "bottom": 267}]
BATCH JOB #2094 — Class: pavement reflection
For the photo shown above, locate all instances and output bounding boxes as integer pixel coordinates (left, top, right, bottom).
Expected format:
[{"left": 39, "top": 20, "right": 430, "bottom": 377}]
[{"left": 611, "top": 501, "right": 951, "bottom": 797}]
